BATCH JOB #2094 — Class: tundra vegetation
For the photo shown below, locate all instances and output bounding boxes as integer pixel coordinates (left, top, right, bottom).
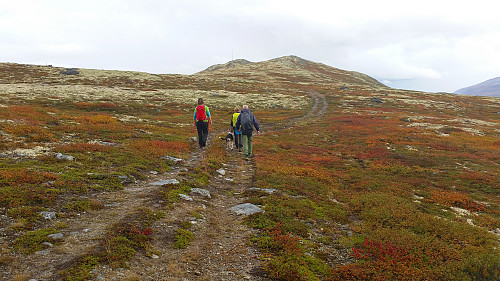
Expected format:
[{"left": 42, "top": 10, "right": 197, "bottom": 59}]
[{"left": 0, "top": 59, "right": 499, "bottom": 280}]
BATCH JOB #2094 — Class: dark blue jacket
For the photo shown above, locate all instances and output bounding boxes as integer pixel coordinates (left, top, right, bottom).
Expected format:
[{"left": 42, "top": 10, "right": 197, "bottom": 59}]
[{"left": 235, "top": 108, "right": 259, "bottom": 136}]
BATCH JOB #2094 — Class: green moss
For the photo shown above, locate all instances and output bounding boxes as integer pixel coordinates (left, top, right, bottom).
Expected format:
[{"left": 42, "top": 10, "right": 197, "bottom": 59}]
[
  {"left": 160, "top": 182, "right": 192, "bottom": 204},
  {"left": 105, "top": 236, "right": 136, "bottom": 268},
  {"left": 174, "top": 229, "right": 194, "bottom": 249},
  {"left": 65, "top": 197, "right": 103, "bottom": 212},
  {"left": 13, "top": 228, "right": 59, "bottom": 254},
  {"left": 59, "top": 255, "right": 99, "bottom": 281},
  {"left": 7, "top": 205, "right": 45, "bottom": 226}
]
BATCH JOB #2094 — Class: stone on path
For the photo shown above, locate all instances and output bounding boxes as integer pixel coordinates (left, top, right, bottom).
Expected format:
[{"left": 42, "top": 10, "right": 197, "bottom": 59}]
[
  {"left": 150, "top": 179, "right": 179, "bottom": 186},
  {"left": 161, "top": 156, "right": 183, "bottom": 163},
  {"left": 55, "top": 152, "right": 74, "bottom": 161},
  {"left": 179, "top": 194, "right": 193, "bottom": 201},
  {"left": 230, "top": 203, "right": 264, "bottom": 215},
  {"left": 40, "top": 211, "right": 56, "bottom": 220},
  {"left": 216, "top": 168, "right": 226, "bottom": 176},
  {"left": 48, "top": 233, "right": 64, "bottom": 239},
  {"left": 191, "top": 188, "right": 211, "bottom": 198},
  {"left": 247, "top": 187, "right": 277, "bottom": 194}
]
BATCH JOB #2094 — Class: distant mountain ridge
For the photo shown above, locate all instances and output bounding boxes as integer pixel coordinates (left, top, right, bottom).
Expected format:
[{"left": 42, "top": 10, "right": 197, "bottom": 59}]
[
  {"left": 454, "top": 77, "right": 500, "bottom": 97},
  {"left": 197, "top": 55, "right": 386, "bottom": 88}
]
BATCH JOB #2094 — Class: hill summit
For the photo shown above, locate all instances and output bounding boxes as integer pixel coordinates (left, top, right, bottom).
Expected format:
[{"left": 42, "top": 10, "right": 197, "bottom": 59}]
[
  {"left": 197, "top": 55, "right": 386, "bottom": 88},
  {"left": 454, "top": 77, "right": 500, "bottom": 97}
]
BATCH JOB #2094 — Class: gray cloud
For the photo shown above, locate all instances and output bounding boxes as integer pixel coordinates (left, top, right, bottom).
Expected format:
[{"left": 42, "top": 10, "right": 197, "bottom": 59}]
[{"left": 1, "top": 0, "right": 499, "bottom": 93}]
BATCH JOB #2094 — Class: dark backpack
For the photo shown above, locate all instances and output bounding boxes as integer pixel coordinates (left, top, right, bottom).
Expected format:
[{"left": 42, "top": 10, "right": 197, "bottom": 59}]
[
  {"left": 196, "top": 105, "right": 206, "bottom": 121},
  {"left": 240, "top": 111, "right": 253, "bottom": 131}
]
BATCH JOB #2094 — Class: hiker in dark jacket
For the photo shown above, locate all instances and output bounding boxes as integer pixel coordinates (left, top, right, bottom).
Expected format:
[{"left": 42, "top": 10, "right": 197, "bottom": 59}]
[{"left": 235, "top": 105, "right": 260, "bottom": 160}]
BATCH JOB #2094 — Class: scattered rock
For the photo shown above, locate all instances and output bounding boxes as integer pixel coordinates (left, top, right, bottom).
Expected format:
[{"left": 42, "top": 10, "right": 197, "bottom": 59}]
[
  {"left": 370, "top": 97, "right": 383, "bottom": 103},
  {"left": 42, "top": 242, "right": 54, "bottom": 248},
  {"left": 216, "top": 168, "right": 226, "bottom": 176},
  {"left": 55, "top": 152, "right": 74, "bottom": 161},
  {"left": 191, "top": 188, "right": 211, "bottom": 198},
  {"left": 230, "top": 203, "right": 264, "bottom": 215},
  {"left": 39, "top": 211, "right": 56, "bottom": 220},
  {"left": 340, "top": 86, "right": 350, "bottom": 90},
  {"left": 247, "top": 187, "right": 276, "bottom": 194},
  {"left": 117, "top": 175, "right": 135, "bottom": 184},
  {"left": 450, "top": 206, "right": 472, "bottom": 217},
  {"left": 161, "top": 156, "right": 183, "bottom": 163},
  {"left": 179, "top": 194, "right": 193, "bottom": 201},
  {"left": 89, "top": 140, "right": 116, "bottom": 146},
  {"left": 151, "top": 254, "right": 160, "bottom": 259},
  {"left": 60, "top": 68, "right": 79, "bottom": 75},
  {"left": 150, "top": 179, "right": 179, "bottom": 186},
  {"left": 48, "top": 233, "right": 64, "bottom": 239},
  {"left": 35, "top": 249, "right": 50, "bottom": 255}
]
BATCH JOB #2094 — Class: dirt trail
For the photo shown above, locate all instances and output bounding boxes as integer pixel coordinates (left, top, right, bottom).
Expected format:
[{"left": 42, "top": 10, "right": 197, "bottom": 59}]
[
  {"left": 3, "top": 92, "right": 327, "bottom": 281},
  {"left": 269, "top": 90, "right": 328, "bottom": 132}
]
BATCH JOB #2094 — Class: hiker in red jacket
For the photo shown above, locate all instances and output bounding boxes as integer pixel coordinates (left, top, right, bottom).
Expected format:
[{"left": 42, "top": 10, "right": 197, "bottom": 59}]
[{"left": 194, "top": 98, "right": 212, "bottom": 148}]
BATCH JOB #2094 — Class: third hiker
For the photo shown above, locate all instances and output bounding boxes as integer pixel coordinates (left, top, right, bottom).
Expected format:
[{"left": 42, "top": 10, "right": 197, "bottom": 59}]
[
  {"left": 230, "top": 106, "right": 243, "bottom": 152},
  {"left": 235, "top": 105, "right": 260, "bottom": 160}
]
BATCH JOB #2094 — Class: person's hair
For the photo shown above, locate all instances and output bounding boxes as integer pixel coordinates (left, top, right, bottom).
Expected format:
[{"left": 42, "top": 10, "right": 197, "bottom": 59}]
[
  {"left": 234, "top": 106, "right": 240, "bottom": 112},
  {"left": 242, "top": 105, "right": 249, "bottom": 109},
  {"left": 198, "top": 98, "right": 204, "bottom": 105}
]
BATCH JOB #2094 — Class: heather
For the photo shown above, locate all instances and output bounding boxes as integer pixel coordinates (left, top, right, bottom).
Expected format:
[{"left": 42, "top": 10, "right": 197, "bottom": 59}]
[{"left": 0, "top": 60, "right": 498, "bottom": 280}]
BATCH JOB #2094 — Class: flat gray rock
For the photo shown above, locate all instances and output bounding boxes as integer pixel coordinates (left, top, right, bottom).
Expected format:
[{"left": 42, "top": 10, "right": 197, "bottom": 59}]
[
  {"left": 161, "top": 156, "right": 183, "bottom": 163},
  {"left": 179, "top": 194, "right": 193, "bottom": 201},
  {"left": 191, "top": 188, "right": 211, "bottom": 198},
  {"left": 55, "top": 153, "right": 74, "bottom": 161},
  {"left": 230, "top": 203, "right": 264, "bottom": 215},
  {"left": 150, "top": 179, "right": 179, "bottom": 186},
  {"left": 60, "top": 68, "right": 79, "bottom": 75},
  {"left": 216, "top": 168, "right": 226, "bottom": 176},
  {"left": 39, "top": 211, "right": 56, "bottom": 220},
  {"left": 48, "top": 233, "right": 64, "bottom": 239},
  {"left": 247, "top": 187, "right": 277, "bottom": 194}
]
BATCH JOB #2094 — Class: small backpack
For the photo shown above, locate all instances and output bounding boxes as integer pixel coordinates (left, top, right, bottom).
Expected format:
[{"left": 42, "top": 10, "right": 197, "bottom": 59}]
[
  {"left": 240, "top": 111, "right": 253, "bottom": 131},
  {"left": 196, "top": 105, "right": 206, "bottom": 121}
]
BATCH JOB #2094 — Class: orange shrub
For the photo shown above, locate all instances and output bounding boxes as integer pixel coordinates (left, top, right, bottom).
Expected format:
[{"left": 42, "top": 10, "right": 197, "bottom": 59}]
[
  {"left": 3, "top": 124, "right": 54, "bottom": 142},
  {"left": 128, "top": 139, "right": 188, "bottom": 157},
  {"left": 57, "top": 142, "right": 112, "bottom": 153},
  {"left": 0, "top": 168, "right": 59, "bottom": 185},
  {"left": 429, "top": 190, "right": 486, "bottom": 212},
  {"left": 77, "top": 114, "right": 118, "bottom": 124}
]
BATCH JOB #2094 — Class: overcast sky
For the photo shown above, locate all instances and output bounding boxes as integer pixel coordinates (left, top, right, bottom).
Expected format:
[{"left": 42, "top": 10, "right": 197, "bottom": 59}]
[{"left": 1, "top": 0, "right": 499, "bottom": 93}]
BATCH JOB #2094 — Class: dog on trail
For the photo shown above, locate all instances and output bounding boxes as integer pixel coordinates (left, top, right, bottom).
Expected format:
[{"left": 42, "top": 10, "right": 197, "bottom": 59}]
[{"left": 219, "top": 132, "right": 234, "bottom": 150}]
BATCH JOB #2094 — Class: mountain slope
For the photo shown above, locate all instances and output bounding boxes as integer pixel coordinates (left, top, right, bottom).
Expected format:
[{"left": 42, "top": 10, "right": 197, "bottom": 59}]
[
  {"left": 197, "top": 55, "right": 386, "bottom": 88},
  {"left": 455, "top": 77, "right": 500, "bottom": 97},
  {"left": 0, "top": 59, "right": 498, "bottom": 281}
]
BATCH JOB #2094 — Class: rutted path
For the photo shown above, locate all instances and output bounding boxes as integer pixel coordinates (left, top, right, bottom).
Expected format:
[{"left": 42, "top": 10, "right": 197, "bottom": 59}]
[
  {"left": 4, "top": 92, "right": 328, "bottom": 281},
  {"left": 270, "top": 90, "right": 328, "bottom": 131}
]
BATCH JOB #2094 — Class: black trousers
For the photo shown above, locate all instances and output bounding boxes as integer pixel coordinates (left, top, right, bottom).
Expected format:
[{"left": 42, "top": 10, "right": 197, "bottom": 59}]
[{"left": 196, "top": 121, "right": 209, "bottom": 147}]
